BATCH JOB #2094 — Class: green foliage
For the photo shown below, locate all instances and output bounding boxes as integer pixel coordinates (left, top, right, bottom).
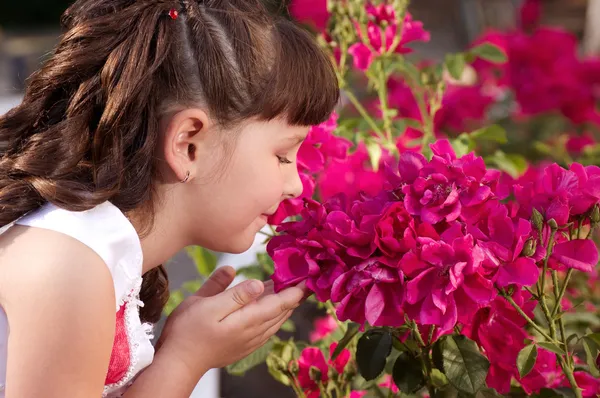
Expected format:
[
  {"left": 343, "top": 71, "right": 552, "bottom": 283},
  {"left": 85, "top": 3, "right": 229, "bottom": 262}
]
[
  {"left": 517, "top": 343, "right": 538, "bottom": 378},
  {"left": 356, "top": 329, "right": 393, "bottom": 381},
  {"left": 433, "top": 335, "right": 490, "bottom": 395}
]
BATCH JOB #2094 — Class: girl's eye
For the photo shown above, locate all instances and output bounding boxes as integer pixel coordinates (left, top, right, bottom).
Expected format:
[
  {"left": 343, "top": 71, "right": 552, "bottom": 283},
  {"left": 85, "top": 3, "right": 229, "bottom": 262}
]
[{"left": 277, "top": 155, "right": 293, "bottom": 164}]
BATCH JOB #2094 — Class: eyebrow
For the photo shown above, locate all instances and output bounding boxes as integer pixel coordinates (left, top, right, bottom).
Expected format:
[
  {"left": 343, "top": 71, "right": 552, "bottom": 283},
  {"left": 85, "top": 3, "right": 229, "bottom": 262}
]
[{"left": 287, "top": 134, "right": 307, "bottom": 145}]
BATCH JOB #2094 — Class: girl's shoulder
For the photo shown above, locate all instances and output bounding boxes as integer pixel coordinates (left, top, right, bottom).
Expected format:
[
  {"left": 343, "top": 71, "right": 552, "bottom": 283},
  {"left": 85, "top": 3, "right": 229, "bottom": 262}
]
[{"left": 0, "top": 202, "right": 144, "bottom": 310}]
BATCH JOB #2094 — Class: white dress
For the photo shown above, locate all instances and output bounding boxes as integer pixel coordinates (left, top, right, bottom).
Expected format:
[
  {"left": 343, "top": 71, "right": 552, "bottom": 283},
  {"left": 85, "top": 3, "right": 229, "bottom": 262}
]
[{"left": 0, "top": 202, "right": 155, "bottom": 397}]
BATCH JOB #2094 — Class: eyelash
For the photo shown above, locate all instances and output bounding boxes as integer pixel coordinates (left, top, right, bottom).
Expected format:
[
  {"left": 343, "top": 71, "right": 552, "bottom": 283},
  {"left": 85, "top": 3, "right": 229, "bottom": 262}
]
[{"left": 277, "top": 155, "right": 293, "bottom": 164}]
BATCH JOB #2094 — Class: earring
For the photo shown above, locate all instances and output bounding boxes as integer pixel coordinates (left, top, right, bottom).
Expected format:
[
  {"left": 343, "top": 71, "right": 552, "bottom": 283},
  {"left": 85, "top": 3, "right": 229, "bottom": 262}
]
[{"left": 181, "top": 170, "right": 190, "bottom": 184}]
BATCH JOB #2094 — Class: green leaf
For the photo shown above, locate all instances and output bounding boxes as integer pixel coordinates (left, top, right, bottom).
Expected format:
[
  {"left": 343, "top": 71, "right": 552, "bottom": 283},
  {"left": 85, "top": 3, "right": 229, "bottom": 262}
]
[
  {"left": 535, "top": 388, "right": 578, "bottom": 398},
  {"left": 365, "top": 138, "right": 382, "bottom": 171},
  {"left": 582, "top": 337, "right": 600, "bottom": 377},
  {"left": 226, "top": 339, "right": 274, "bottom": 375},
  {"left": 392, "top": 352, "right": 425, "bottom": 394},
  {"left": 356, "top": 329, "right": 393, "bottom": 381},
  {"left": 517, "top": 343, "right": 538, "bottom": 378},
  {"left": 332, "top": 322, "right": 360, "bottom": 360},
  {"left": 434, "top": 335, "right": 490, "bottom": 394},
  {"left": 470, "top": 125, "right": 508, "bottom": 144},
  {"left": 486, "top": 151, "right": 528, "bottom": 178},
  {"left": 585, "top": 332, "right": 600, "bottom": 348},
  {"left": 186, "top": 246, "right": 217, "bottom": 277},
  {"left": 431, "top": 368, "right": 449, "bottom": 388},
  {"left": 476, "top": 388, "right": 503, "bottom": 398},
  {"left": 181, "top": 279, "right": 203, "bottom": 294},
  {"left": 537, "top": 341, "right": 566, "bottom": 356},
  {"left": 235, "top": 265, "right": 266, "bottom": 281},
  {"left": 450, "top": 134, "right": 475, "bottom": 158},
  {"left": 566, "top": 334, "right": 580, "bottom": 347},
  {"left": 280, "top": 319, "right": 296, "bottom": 333},
  {"left": 469, "top": 43, "right": 507, "bottom": 64},
  {"left": 266, "top": 360, "right": 292, "bottom": 386},
  {"left": 163, "top": 290, "right": 184, "bottom": 316},
  {"left": 445, "top": 53, "right": 466, "bottom": 80},
  {"left": 256, "top": 252, "right": 275, "bottom": 275}
]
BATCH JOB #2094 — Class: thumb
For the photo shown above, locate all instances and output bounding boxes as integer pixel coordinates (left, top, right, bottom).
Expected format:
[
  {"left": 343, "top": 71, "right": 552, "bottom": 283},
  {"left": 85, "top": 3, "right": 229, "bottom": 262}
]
[
  {"left": 195, "top": 266, "right": 236, "bottom": 298},
  {"left": 211, "top": 279, "right": 264, "bottom": 320}
]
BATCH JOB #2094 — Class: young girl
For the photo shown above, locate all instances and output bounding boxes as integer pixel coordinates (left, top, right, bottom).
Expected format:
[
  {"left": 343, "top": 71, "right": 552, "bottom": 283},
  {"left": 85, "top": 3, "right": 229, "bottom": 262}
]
[{"left": 0, "top": 0, "right": 339, "bottom": 396}]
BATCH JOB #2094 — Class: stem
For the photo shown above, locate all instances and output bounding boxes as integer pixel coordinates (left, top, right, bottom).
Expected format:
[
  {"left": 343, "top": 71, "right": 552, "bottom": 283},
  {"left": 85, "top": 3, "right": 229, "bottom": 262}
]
[
  {"left": 552, "top": 269, "right": 573, "bottom": 317},
  {"left": 325, "top": 300, "right": 346, "bottom": 332},
  {"left": 411, "top": 322, "right": 436, "bottom": 398},
  {"left": 559, "top": 357, "right": 583, "bottom": 398},
  {"left": 428, "top": 325, "right": 436, "bottom": 345},
  {"left": 376, "top": 59, "right": 393, "bottom": 143},
  {"left": 371, "top": 384, "right": 387, "bottom": 398},
  {"left": 539, "top": 230, "right": 557, "bottom": 339},
  {"left": 343, "top": 89, "right": 385, "bottom": 138},
  {"left": 501, "top": 293, "right": 556, "bottom": 343}
]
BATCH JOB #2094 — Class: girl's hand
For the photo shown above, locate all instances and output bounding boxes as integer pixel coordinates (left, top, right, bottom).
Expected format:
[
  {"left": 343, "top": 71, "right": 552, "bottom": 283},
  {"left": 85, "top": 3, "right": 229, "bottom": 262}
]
[{"left": 156, "top": 266, "right": 306, "bottom": 378}]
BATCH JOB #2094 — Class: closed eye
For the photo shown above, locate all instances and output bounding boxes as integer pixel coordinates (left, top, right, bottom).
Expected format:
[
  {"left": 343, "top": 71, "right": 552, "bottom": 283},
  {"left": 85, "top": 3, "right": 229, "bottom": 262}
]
[{"left": 277, "top": 155, "right": 293, "bottom": 164}]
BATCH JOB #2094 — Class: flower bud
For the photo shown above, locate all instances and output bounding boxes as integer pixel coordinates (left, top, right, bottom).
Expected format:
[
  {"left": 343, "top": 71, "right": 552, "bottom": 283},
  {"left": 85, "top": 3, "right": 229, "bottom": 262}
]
[
  {"left": 548, "top": 218, "right": 558, "bottom": 231},
  {"left": 591, "top": 204, "right": 600, "bottom": 224},
  {"left": 521, "top": 238, "right": 536, "bottom": 257},
  {"left": 309, "top": 366, "right": 322, "bottom": 382},
  {"left": 532, "top": 208, "right": 544, "bottom": 231},
  {"left": 289, "top": 361, "right": 299, "bottom": 375}
]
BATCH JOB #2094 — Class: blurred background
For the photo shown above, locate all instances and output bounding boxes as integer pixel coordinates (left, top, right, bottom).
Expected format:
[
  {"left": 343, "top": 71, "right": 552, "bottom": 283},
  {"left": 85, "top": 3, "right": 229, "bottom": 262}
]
[{"left": 0, "top": 0, "right": 596, "bottom": 397}]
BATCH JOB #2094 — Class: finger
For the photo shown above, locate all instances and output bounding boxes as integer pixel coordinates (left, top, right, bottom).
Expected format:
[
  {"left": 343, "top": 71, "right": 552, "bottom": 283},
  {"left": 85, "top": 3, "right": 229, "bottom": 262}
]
[
  {"left": 259, "top": 280, "right": 275, "bottom": 298},
  {"left": 255, "top": 311, "right": 294, "bottom": 347},
  {"left": 258, "top": 309, "right": 292, "bottom": 336},
  {"left": 225, "top": 284, "right": 304, "bottom": 326},
  {"left": 195, "top": 266, "right": 236, "bottom": 298},
  {"left": 208, "top": 279, "right": 265, "bottom": 319}
]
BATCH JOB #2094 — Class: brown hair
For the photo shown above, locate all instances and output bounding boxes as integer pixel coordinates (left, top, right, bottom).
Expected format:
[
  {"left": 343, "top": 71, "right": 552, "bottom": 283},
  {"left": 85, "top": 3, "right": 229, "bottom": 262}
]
[{"left": 0, "top": 0, "right": 339, "bottom": 323}]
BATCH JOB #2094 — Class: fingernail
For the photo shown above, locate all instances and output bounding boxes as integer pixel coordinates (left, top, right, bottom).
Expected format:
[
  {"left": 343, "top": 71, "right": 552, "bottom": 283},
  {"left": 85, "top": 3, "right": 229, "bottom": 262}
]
[{"left": 248, "top": 281, "right": 262, "bottom": 295}]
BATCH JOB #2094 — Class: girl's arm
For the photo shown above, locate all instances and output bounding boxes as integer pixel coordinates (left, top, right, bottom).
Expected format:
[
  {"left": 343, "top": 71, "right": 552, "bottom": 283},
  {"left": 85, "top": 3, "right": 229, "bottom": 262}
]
[
  {"left": 122, "top": 344, "right": 208, "bottom": 398},
  {"left": 0, "top": 226, "right": 116, "bottom": 398}
]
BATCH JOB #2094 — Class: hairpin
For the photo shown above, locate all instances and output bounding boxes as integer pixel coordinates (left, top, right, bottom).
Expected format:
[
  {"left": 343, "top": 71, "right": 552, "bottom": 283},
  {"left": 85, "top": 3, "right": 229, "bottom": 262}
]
[{"left": 168, "top": 0, "right": 187, "bottom": 20}]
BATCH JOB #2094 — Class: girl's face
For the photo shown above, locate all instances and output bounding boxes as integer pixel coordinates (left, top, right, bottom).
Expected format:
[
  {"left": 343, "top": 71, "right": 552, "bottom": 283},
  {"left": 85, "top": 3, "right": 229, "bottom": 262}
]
[{"left": 160, "top": 111, "right": 307, "bottom": 254}]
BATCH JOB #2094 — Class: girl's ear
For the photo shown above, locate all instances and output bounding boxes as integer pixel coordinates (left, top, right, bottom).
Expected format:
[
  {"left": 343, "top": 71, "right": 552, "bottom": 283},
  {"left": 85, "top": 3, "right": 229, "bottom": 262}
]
[{"left": 161, "top": 108, "right": 213, "bottom": 182}]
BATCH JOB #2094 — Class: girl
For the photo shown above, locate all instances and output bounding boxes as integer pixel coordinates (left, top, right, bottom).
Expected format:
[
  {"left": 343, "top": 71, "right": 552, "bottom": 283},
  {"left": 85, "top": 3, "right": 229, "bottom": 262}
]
[{"left": 0, "top": 0, "right": 339, "bottom": 396}]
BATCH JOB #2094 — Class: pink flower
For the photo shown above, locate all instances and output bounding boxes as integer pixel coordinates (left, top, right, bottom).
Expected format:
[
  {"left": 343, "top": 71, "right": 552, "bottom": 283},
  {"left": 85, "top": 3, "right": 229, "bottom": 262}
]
[
  {"left": 328, "top": 342, "right": 351, "bottom": 374},
  {"left": 520, "top": 349, "right": 564, "bottom": 394},
  {"left": 468, "top": 203, "right": 541, "bottom": 287},
  {"left": 296, "top": 343, "right": 352, "bottom": 397},
  {"left": 309, "top": 315, "right": 338, "bottom": 342},
  {"left": 566, "top": 133, "right": 595, "bottom": 156},
  {"left": 566, "top": 372, "right": 600, "bottom": 397},
  {"left": 347, "top": 392, "right": 367, "bottom": 398},
  {"left": 297, "top": 347, "right": 329, "bottom": 397},
  {"left": 550, "top": 239, "right": 599, "bottom": 273},
  {"left": 519, "top": 0, "right": 541, "bottom": 31},
  {"left": 374, "top": 202, "right": 417, "bottom": 257},
  {"left": 318, "top": 144, "right": 389, "bottom": 202},
  {"left": 289, "top": 0, "right": 329, "bottom": 31},
  {"left": 332, "top": 257, "right": 405, "bottom": 327},
  {"left": 463, "top": 291, "right": 536, "bottom": 393},
  {"left": 400, "top": 141, "right": 497, "bottom": 225},
  {"left": 435, "top": 84, "right": 495, "bottom": 133},
  {"left": 386, "top": 77, "right": 422, "bottom": 121},
  {"left": 402, "top": 234, "right": 495, "bottom": 332},
  {"left": 379, "top": 375, "right": 399, "bottom": 394},
  {"left": 473, "top": 28, "right": 600, "bottom": 125},
  {"left": 349, "top": 6, "right": 429, "bottom": 71}
]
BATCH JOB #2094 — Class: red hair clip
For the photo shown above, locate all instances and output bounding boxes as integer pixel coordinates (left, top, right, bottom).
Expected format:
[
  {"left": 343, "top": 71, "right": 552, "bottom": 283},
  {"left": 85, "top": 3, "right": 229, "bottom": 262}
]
[{"left": 168, "top": 8, "right": 179, "bottom": 20}]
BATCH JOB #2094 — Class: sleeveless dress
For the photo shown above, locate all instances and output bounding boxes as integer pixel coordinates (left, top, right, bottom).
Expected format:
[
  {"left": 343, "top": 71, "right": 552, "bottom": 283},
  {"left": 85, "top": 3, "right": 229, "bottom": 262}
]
[{"left": 0, "top": 202, "right": 155, "bottom": 397}]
